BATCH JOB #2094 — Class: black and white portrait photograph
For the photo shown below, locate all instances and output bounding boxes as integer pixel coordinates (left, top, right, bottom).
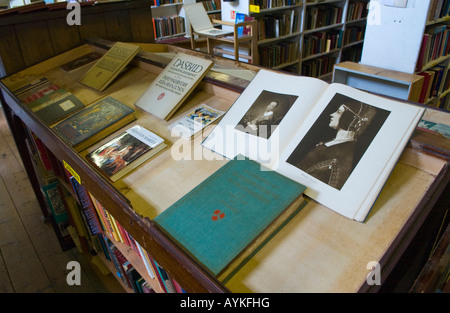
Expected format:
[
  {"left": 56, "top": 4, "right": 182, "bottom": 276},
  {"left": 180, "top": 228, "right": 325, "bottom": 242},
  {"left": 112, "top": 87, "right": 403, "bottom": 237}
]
[
  {"left": 235, "top": 90, "right": 298, "bottom": 139},
  {"left": 286, "top": 93, "right": 391, "bottom": 190}
]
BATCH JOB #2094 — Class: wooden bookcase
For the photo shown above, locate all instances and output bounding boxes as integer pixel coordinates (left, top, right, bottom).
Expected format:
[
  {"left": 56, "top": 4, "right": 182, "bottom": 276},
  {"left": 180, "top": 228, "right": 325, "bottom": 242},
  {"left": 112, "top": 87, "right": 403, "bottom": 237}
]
[
  {"left": 220, "top": 0, "right": 369, "bottom": 78},
  {"left": 1, "top": 38, "right": 449, "bottom": 293}
]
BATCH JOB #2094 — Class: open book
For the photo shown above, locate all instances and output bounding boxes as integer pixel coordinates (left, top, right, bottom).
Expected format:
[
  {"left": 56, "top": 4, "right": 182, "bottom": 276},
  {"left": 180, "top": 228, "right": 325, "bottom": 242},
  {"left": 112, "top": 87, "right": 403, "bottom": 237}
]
[
  {"left": 202, "top": 69, "right": 425, "bottom": 222},
  {"left": 183, "top": 3, "right": 233, "bottom": 37}
]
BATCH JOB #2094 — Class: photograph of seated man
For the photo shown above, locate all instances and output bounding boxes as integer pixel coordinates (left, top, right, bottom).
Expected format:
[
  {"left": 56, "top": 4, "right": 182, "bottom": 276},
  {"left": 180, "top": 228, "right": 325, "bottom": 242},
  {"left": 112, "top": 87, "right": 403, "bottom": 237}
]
[{"left": 235, "top": 90, "right": 298, "bottom": 139}]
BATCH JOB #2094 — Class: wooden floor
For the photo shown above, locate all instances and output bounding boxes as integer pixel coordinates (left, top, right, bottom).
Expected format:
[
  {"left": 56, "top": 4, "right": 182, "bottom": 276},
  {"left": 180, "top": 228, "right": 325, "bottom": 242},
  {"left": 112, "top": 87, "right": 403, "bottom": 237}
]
[{"left": 0, "top": 105, "right": 124, "bottom": 293}]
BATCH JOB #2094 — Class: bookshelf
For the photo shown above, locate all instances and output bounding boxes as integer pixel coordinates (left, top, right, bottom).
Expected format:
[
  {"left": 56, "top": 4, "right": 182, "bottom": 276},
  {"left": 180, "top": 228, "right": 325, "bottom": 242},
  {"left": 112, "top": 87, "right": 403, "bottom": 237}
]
[
  {"left": 1, "top": 38, "right": 449, "bottom": 293},
  {"left": 152, "top": 0, "right": 222, "bottom": 41},
  {"left": 219, "top": 0, "right": 368, "bottom": 78}
]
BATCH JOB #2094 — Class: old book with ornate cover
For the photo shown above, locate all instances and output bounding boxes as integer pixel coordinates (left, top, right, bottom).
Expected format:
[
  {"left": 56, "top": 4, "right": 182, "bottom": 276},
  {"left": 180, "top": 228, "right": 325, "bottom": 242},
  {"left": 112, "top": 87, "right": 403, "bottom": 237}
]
[
  {"left": 53, "top": 96, "right": 135, "bottom": 152},
  {"left": 80, "top": 42, "right": 141, "bottom": 91}
]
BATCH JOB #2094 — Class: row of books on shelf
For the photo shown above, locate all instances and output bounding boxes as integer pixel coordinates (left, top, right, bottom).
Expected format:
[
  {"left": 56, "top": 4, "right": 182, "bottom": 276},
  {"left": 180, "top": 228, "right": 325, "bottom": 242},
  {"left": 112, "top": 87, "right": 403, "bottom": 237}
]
[
  {"left": 303, "top": 29, "right": 341, "bottom": 58},
  {"left": 153, "top": 16, "right": 186, "bottom": 39},
  {"left": 346, "top": 0, "right": 368, "bottom": 22},
  {"left": 256, "top": 11, "right": 300, "bottom": 40},
  {"left": 250, "top": 0, "right": 300, "bottom": 10},
  {"left": 416, "top": 24, "right": 450, "bottom": 71},
  {"left": 427, "top": 0, "right": 450, "bottom": 22},
  {"left": 153, "top": 0, "right": 182, "bottom": 7},
  {"left": 304, "top": 4, "right": 343, "bottom": 30},
  {"left": 26, "top": 128, "right": 185, "bottom": 292},
  {"left": 417, "top": 64, "right": 450, "bottom": 106},
  {"left": 301, "top": 54, "right": 337, "bottom": 78},
  {"left": 342, "top": 25, "right": 365, "bottom": 45},
  {"left": 258, "top": 40, "right": 299, "bottom": 67}
]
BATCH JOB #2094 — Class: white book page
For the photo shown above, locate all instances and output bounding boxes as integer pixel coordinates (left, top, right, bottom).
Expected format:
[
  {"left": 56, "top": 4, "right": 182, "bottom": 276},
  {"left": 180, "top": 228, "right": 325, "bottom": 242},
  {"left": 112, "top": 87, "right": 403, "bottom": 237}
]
[
  {"left": 202, "top": 69, "right": 329, "bottom": 165},
  {"left": 276, "top": 83, "right": 425, "bottom": 221}
]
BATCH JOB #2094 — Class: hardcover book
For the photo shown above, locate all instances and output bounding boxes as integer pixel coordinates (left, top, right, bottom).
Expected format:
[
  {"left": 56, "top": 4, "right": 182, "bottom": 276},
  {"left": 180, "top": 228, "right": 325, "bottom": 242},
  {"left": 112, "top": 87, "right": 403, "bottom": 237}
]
[
  {"left": 53, "top": 96, "right": 136, "bottom": 152},
  {"left": 86, "top": 125, "right": 167, "bottom": 181},
  {"left": 202, "top": 69, "right": 425, "bottom": 222},
  {"left": 154, "top": 156, "right": 307, "bottom": 283},
  {"left": 135, "top": 52, "right": 214, "bottom": 120},
  {"left": 80, "top": 42, "right": 141, "bottom": 91},
  {"left": 60, "top": 52, "right": 101, "bottom": 72},
  {"left": 13, "top": 77, "right": 85, "bottom": 125}
]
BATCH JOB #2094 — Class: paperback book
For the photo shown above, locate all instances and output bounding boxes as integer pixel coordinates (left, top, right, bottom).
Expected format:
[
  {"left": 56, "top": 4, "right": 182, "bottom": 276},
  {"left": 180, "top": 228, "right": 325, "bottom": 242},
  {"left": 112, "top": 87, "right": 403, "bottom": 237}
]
[
  {"left": 168, "top": 104, "right": 225, "bottom": 139},
  {"left": 202, "top": 69, "right": 425, "bottom": 222},
  {"left": 53, "top": 96, "right": 136, "bottom": 152},
  {"left": 86, "top": 125, "right": 167, "bottom": 181},
  {"left": 135, "top": 52, "right": 214, "bottom": 120},
  {"left": 80, "top": 42, "right": 141, "bottom": 91}
]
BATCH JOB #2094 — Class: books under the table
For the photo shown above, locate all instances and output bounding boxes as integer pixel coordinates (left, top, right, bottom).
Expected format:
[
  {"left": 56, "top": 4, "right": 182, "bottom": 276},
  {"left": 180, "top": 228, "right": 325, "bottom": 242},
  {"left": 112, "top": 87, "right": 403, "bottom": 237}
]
[
  {"left": 53, "top": 96, "right": 136, "bottom": 152},
  {"left": 202, "top": 69, "right": 425, "bottom": 222},
  {"left": 86, "top": 125, "right": 167, "bottom": 182}
]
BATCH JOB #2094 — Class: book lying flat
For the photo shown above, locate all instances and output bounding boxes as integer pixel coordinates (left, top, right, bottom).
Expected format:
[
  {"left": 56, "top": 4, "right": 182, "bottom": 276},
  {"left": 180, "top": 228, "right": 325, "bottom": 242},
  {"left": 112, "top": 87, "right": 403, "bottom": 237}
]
[
  {"left": 135, "top": 52, "right": 214, "bottom": 120},
  {"left": 154, "top": 156, "right": 307, "bottom": 283},
  {"left": 86, "top": 125, "right": 167, "bottom": 182},
  {"left": 183, "top": 3, "right": 233, "bottom": 37},
  {"left": 13, "top": 77, "right": 85, "bottom": 125},
  {"left": 202, "top": 69, "right": 425, "bottom": 222},
  {"left": 167, "top": 104, "right": 225, "bottom": 140},
  {"left": 80, "top": 42, "right": 141, "bottom": 91},
  {"left": 53, "top": 96, "right": 136, "bottom": 152}
]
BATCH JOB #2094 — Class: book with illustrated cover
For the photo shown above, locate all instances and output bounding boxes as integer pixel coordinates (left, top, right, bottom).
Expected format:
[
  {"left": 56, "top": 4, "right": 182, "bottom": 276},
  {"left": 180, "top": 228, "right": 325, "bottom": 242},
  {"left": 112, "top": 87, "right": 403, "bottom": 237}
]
[
  {"left": 202, "top": 69, "right": 425, "bottom": 222},
  {"left": 80, "top": 42, "right": 141, "bottom": 91},
  {"left": 135, "top": 52, "right": 214, "bottom": 121},
  {"left": 13, "top": 77, "right": 85, "bottom": 125},
  {"left": 53, "top": 96, "right": 136, "bottom": 152},
  {"left": 86, "top": 125, "right": 167, "bottom": 182},
  {"left": 154, "top": 156, "right": 307, "bottom": 283},
  {"left": 168, "top": 104, "right": 225, "bottom": 139}
]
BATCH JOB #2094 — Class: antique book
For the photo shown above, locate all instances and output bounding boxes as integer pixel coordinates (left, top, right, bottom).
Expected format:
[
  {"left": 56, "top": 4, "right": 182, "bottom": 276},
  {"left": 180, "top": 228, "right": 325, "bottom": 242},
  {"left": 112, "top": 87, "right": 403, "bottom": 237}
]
[
  {"left": 183, "top": 3, "right": 233, "bottom": 37},
  {"left": 202, "top": 69, "right": 425, "bottom": 222},
  {"left": 53, "top": 96, "right": 136, "bottom": 152},
  {"left": 135, "top": 52, "right": 214, "bottom": 120},
  {"left": 80, "top": 42, "right": 141, "bottom": 91},
  {"left": 167, "top": 104, "right": 225, "bottom": 140},
  {"left": 154, "top": 156, "right": 307, "bottom": 283},
  {"left": 86, "top": 125, "right": 167, "bottom": 182},
  {"left": 13, "top": 77, "right": 85, "bottom": 125}
]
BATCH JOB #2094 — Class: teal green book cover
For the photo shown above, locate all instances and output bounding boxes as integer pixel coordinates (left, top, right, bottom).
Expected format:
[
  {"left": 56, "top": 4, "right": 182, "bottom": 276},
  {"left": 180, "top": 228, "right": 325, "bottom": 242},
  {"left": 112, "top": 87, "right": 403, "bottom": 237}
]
[{"left": 154, "top": 156, "right": 306, "bottom": 281}]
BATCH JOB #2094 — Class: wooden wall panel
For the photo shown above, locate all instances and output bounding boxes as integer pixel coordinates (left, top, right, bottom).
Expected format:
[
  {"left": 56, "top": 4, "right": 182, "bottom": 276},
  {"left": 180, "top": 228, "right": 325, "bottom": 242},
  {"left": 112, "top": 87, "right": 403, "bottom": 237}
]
[
  {"left": 46, "top": 18, "right": 82, "bottom": 55},
  {"left": 104, "top": 10, "right": 133, "bottom": 42},
  {"left": 0, "top": 26, "right": 24, "bottom": 76},
  {"left": 14, "top": 21, "right": 54, "bottom": 68},
  {"left": 0, "top": 0, "right": 154, "bottom": 76}
]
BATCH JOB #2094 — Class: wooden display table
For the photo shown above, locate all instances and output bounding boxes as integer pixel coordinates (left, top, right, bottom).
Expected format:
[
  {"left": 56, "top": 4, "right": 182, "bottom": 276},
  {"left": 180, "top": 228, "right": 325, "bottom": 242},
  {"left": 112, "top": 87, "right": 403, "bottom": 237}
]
[{"left": 0, "top": 39, "right": 449, "bottom": 292}]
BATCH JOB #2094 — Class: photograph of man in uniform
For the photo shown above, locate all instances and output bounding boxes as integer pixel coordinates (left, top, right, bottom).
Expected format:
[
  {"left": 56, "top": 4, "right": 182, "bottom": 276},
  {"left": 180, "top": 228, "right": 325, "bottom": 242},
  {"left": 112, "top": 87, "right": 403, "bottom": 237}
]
[{"left": 286, "top": 93, "right": 390, "bottom": 190}]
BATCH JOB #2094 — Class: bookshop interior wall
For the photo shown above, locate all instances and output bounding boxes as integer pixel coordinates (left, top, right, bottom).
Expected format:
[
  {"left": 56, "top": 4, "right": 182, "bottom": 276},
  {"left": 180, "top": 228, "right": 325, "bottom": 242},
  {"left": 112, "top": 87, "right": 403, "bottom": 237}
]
[{"left": 0, "top": 0, "right": 449, "bottom": 293}]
